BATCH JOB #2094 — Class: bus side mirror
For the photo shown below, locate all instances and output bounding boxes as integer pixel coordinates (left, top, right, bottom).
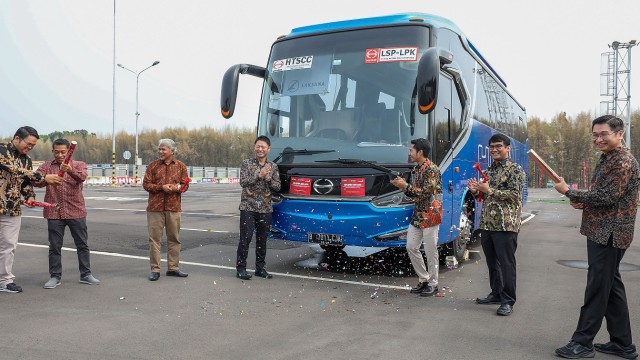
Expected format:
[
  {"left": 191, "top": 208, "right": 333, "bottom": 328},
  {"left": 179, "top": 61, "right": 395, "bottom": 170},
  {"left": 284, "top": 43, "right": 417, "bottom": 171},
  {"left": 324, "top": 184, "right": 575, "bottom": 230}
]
[
  {"left": 220, "top": 64, "right": 266, "bottom": 119},
  {"left": 416, "top": 48, "right": 440, "bottom": 114}
]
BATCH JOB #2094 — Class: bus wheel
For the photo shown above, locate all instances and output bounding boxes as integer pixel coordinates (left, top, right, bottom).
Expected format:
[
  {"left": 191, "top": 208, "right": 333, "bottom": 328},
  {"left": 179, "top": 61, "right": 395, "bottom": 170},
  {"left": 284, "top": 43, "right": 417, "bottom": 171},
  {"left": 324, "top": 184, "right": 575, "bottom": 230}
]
[{"left": 449, "top": 202, "right": 473, "bottom": 260}]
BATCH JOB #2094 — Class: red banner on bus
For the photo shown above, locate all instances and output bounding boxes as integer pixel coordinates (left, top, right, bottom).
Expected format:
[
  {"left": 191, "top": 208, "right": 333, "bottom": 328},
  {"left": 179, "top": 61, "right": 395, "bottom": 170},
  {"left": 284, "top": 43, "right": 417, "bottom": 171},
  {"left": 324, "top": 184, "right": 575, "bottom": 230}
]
[
  {"left": 290, "top": 177, "right": 311, "bottom": 195},
  {"left": 341, "top": 178, "right": 365, "bottom": 196}
]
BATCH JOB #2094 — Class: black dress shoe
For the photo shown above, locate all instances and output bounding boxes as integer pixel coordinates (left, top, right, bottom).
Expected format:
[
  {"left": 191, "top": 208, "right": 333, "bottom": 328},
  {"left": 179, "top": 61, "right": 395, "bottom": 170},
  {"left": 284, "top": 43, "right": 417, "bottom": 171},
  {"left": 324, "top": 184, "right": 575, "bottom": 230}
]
[
  {"left": 255, "top": 269, "right": 273, "bottom": 279},
  {"left": 410, "top": 282, "right": 429, "bottom": 293},
  {"left": 555, "top": 340, "right": 595, "bottom": 358},
  {"left": 476, "top": 293, "right": 501, "bottom": 304},
  {"left": 236, "top": 270, "right": 252, "bottom": 280},
  {"left": 496, "top": 304, "right": 513, "bottom": 316},
  {"left": 594, "top": 342, "right": 638, "bottom": 359},
  {"left": 148, "top": 272, "right": 160, "bottom": 281},
  {"left": 419, "top": 285, "right": 439, "bottom": 297},
  {"left": 166, "top": 269, "right": 188, "bottom": 277}
]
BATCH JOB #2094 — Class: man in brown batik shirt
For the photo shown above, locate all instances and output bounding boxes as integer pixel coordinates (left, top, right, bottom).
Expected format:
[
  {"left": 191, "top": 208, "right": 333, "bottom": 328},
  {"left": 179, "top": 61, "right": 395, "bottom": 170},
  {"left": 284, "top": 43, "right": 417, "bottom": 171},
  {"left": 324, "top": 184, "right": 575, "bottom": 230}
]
[
  {"left": 143, "top": 138, "right": 190, "bottom": 281},
  {"left": 554, "top": 115, "right": 640, "bottom": 359}
]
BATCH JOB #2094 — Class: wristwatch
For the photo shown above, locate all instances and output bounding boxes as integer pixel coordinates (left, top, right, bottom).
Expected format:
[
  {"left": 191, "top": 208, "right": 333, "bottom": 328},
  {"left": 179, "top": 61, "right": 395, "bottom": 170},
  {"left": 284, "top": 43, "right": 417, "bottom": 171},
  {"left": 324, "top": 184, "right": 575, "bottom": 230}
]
[{"left": 487, "top": 187, "right": 495, "bottom": 196}]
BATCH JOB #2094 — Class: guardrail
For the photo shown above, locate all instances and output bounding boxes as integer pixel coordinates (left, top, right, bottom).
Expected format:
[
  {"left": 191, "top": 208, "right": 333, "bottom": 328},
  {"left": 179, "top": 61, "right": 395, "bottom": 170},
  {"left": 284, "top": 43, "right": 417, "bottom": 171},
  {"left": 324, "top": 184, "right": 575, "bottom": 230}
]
[{"left": 84, "top": 176, "right": 240, "bottom": 186}]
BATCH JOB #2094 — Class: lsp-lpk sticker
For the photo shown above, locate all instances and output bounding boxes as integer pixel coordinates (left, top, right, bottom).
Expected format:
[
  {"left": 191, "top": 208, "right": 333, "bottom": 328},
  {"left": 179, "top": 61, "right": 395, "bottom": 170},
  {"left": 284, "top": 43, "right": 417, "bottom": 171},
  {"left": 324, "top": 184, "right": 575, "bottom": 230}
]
[{"left": 364, "top": 47, "right": 418, "bottom": 63}]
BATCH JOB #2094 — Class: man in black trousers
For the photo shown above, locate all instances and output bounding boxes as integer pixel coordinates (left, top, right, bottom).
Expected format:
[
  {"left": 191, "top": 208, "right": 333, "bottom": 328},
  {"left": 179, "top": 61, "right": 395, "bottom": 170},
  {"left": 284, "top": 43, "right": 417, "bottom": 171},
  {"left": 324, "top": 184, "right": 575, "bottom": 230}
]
[
  {"left": 468, "top": 133, "right": 526, "bottom": 316},
  {"left": 235, "top": 136, "right": 281, "bottom": 280},
  {"left": 553, "top": 115, "right": 639, "bottom": 359}
]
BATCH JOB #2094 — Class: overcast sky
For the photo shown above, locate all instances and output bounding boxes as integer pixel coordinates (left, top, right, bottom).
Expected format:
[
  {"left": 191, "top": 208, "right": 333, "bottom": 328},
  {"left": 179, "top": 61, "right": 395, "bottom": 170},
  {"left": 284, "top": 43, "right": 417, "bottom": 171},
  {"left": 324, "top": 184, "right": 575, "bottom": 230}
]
[{"left": 1, "top": 0, "right": 639, "bottom": 138}]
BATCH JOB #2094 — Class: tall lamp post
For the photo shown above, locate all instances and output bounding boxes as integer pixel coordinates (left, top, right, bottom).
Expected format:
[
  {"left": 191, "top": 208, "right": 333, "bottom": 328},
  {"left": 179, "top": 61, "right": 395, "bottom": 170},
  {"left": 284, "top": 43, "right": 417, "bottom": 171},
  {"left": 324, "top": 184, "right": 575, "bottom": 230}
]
[{"left": 117, "top": 60, "right": 160, "bottom": 185}]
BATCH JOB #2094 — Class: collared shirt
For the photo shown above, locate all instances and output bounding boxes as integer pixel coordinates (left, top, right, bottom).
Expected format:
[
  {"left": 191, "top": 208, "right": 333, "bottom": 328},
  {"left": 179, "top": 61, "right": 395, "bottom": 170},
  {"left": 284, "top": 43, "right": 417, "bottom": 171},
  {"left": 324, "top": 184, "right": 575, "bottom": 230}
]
[
  {"left": 0, "top": 142, "right": 43, "bottom": 216},
  {"left": 239, "top": 158, "right": 281, "bottom": 213},
  {"left": 565, "top": 146, "right": 639, "bottom": 249},
  {"left": 476, "top": 158, "right": 526, "bottom": 233},
  {"left": 405, "top": 159, "right": 443, "bottom": 228},
  {"left": 142, "top": 158, "right": 189, "bottom": 212},
  {"left": 34, "top": 160, "right": 87, "bottom": 219}
]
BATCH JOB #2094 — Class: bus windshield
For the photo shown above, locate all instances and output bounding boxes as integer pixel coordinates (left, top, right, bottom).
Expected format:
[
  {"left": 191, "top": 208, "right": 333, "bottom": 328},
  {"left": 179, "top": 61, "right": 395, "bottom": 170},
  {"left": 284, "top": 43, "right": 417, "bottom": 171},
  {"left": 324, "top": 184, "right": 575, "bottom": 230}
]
[{"left": 258, "top": 26, "right": 430, "bottom": 164}]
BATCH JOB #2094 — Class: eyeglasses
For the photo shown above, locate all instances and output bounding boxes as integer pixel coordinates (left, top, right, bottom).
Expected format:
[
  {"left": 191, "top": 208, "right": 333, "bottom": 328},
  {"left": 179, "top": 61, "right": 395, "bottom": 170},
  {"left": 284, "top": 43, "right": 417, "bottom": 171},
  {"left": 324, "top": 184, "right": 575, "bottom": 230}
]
[
  {"left": 488, "top": 144, "right": 505, "bottom": 150},
  {"left": 591, "top": 131, "right": 617, "bottom": 140},
  {"left": 21, "top": 139, "right": 37, "bottom": 148}
]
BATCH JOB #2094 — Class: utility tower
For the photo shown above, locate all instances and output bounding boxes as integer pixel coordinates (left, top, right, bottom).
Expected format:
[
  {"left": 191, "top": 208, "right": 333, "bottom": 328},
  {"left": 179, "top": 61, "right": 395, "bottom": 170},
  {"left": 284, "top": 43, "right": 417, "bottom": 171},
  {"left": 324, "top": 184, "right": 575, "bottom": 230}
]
[{"left": 600, "top": 40, "right": 636, "bottom": 149}]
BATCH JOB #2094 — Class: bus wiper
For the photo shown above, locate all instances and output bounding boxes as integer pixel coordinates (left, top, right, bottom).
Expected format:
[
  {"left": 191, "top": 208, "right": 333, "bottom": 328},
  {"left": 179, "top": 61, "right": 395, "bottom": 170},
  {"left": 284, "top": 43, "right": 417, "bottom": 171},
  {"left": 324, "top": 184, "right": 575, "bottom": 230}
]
[
  {"left": 273, "top": 149, "right": 335, "bottom": 163},
  {"left": 315, "top": 158, "right": 400, "bottom": 177}
]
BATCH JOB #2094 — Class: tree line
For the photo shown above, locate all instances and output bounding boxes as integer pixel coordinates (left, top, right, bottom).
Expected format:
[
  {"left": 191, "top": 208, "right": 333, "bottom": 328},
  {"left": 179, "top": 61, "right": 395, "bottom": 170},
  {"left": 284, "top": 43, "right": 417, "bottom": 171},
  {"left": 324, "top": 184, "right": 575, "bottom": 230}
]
[
  {"left": 3, "top": 110, "right": 639, "bottom": 188},
  {"left": 528, "top": 110, "right": 639, "bottom": 188},
  {"left": 1, "top": 126, "right": 257, "bottom": 168}
]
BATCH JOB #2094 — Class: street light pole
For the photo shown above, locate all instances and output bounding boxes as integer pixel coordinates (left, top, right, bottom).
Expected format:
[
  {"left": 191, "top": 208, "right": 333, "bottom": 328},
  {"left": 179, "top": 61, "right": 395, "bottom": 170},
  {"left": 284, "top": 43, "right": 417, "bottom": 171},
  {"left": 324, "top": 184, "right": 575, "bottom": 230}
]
[
  {"left": 111, "top": 0, "right": 117, "bottom": 187},
  {"left": 117, "top": 61, "right": 160, "bottom": 185}
]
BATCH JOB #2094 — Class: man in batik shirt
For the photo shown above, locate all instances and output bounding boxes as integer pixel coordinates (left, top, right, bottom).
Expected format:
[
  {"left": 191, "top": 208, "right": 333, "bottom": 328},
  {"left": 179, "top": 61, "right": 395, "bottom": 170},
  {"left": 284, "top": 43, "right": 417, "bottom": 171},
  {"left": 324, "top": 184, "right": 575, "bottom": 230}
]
[
  {"left": 35, "top": 138, "right": 100, "bottom": 289},
  {"left": 143, "top": 138, "right": 190, "bottom": 281},
  {"left": 0, "top": 126, "right": 62, "bottom": 293},
  {"left": 236, "top": 136, "right": 281, "bottom": 280},
  {"left": 468, "top": 133, "right": 526, "bottom": 316},
  {"left": 554, "top": 115, "right": 639, "bottom": 359},
  {"left": 392, "top": 138, "right": 442, "bottom": 297}
]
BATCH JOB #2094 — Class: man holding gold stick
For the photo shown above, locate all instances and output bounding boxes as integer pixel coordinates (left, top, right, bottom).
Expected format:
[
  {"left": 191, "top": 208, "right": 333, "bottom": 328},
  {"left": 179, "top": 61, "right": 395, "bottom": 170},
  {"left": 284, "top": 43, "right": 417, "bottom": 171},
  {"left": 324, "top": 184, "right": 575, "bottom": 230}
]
[
  {"left": 467, "top": 133, "right": 526, "bottom": 316},
  {"left": 35, "top": 138, "right": 100, "bottom": 289},
  {"left": 553, "top": 115, "right": 640, "bottom": 359},
  {"left": 0, "top": 126, "right": 62, "bottom": 293}
]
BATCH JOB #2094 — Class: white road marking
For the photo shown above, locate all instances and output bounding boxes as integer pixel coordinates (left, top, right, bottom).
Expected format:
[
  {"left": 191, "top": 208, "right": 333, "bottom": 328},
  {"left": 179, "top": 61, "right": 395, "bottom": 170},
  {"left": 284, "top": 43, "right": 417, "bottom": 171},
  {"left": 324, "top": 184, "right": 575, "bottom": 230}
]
[
  {"left": 181, "top": 228, "right": 230, "bottom": 233},
  {"left": 21, "top": 215, "right": 230, "bottom": 233},
  {"left": 521, "top": 213, "right": 536, "bottom": 224},
  {"left": 87, "top": 207, "right": 238, "bottom": 217},
  {"left": 17, "top": 242, "right": 408, "bottom": 290}
]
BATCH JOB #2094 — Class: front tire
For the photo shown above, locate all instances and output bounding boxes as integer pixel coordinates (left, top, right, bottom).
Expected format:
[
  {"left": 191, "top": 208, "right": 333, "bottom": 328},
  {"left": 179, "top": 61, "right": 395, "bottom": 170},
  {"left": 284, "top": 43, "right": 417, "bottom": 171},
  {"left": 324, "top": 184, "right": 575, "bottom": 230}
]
[{"left": 448, "top": 201, "right": 473, "bottom": 261}]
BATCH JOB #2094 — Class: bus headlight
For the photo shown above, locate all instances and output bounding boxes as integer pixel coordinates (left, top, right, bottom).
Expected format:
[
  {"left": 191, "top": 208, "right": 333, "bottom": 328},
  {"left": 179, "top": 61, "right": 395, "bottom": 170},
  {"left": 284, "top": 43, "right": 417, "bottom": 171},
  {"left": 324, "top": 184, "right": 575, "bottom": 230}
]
[{"left": 371, "top": 190, "right": 412, "bottom": 208}]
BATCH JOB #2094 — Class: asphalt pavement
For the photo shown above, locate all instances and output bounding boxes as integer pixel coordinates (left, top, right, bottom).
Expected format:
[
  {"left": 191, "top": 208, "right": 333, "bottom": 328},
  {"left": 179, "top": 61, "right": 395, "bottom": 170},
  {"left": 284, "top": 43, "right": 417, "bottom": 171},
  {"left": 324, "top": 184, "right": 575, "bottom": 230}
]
[{"left": 2, "top": 186, "right": 639, "bottom": 360}]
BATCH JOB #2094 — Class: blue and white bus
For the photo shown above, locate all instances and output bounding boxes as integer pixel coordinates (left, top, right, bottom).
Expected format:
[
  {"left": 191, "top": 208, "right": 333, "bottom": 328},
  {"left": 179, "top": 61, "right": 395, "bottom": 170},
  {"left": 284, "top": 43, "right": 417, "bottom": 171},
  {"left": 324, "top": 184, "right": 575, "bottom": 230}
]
[{"left": 221, "top": 13, "right": 528, "bottom": 260}]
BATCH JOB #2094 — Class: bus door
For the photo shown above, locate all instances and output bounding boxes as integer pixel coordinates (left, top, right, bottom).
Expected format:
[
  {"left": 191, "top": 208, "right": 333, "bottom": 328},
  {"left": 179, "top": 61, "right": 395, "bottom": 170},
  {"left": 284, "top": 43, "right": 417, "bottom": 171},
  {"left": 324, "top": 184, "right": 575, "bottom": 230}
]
[
  {"left": 434, "top": 71, "right": 466, "bottom": 243},
  {"left": 433, "top": 73, "right": 454, "bottom": 242}
]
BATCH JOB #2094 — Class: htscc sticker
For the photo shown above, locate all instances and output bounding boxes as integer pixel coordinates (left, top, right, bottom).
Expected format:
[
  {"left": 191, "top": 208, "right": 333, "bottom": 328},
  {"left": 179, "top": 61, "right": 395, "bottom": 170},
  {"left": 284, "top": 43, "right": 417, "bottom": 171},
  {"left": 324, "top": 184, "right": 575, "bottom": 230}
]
[{"left": 272, "top": 56, "right": 314, "bottom": 72}]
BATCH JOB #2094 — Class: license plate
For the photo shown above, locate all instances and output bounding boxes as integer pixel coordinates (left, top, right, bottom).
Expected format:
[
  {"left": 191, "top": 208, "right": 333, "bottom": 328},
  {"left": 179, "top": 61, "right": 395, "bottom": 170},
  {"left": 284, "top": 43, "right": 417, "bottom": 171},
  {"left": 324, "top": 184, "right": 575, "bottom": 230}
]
[{"left": 307, "top": 232, "right": 344, "bottom": 246}]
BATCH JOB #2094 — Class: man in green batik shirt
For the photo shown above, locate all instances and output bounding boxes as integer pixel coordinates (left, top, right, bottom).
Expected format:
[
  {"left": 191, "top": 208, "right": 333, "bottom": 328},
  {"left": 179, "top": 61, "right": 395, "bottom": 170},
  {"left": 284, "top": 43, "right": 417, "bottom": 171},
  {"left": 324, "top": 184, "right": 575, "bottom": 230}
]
[{"left": 467, "top": 133, "right": 526, "bottom": 317}]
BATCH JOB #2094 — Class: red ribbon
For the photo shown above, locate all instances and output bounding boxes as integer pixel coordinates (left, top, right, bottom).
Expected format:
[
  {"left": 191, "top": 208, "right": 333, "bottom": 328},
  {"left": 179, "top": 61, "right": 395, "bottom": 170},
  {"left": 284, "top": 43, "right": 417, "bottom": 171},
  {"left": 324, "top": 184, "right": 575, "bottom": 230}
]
[{"left": 22, "top": 200, "right": 58, "bottom": 209}]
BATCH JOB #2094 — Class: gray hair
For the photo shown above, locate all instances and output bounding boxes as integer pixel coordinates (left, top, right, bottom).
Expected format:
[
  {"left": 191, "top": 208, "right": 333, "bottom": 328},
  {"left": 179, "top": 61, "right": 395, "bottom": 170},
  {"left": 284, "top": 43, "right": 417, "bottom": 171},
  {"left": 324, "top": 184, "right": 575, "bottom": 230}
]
[{"left": 158, "top": 138, "right": 176, "bottom": 153}]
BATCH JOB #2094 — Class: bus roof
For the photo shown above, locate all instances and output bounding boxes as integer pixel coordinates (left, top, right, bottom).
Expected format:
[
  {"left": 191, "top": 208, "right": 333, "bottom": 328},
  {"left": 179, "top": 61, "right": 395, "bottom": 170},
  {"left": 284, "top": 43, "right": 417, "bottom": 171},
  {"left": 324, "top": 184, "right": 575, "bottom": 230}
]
[
  {"left": 288, "top": 13, "right": 463, "bottom": 37},
  {"left": 286, "top": 13, "right": 507, "bottom": 87}
]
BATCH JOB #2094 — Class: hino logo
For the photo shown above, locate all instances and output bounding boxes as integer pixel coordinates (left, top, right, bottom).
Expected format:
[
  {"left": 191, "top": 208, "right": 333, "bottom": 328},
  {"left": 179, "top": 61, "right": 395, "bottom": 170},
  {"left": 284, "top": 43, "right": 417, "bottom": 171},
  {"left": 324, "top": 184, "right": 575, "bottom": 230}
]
[{"left": 313, "top": 179, "right": 334, "bottom": 195}]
